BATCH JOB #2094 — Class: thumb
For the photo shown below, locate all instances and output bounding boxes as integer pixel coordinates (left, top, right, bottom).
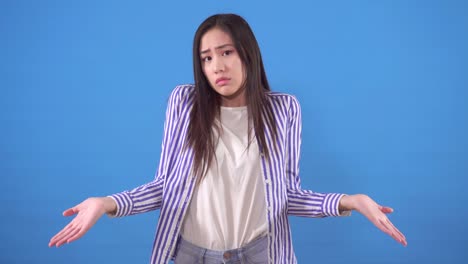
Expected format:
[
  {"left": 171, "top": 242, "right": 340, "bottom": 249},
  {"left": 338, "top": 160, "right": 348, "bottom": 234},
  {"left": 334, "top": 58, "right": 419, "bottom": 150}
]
[
  {"left": 63, "top": 207, "right": 78, "bottom": 217},
  {"left": 379, "top": 205, "right": 394, "bottom": 214}
]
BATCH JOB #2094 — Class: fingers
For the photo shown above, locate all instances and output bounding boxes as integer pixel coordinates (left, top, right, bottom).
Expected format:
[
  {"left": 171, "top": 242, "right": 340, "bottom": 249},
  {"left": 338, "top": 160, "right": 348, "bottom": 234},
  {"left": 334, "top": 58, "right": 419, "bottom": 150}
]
[
  {"left": 50, "top": 200, "right": 102, "bottom": 248},
  {"left": 371, "top": 208, "right": 407, "bottom": 247},
  {"left": 49, "top": 222, "right": 72, "bottom": 246},
  {"left": 49, "top": 210, "right": 84, "bottom": 247},
  {"left": 356, "top": 197, "right": 407, "bottom": 247},
  {"left": 376, "top": 218, "right": 393, "bottom": 236},
  {"left": 377, "top": 218, "right": 407, "bottom": 246},
  {"left": 66, "top": 228, "right": 87, "bottom": 244},
  {"left": 56, "top": 226, "right": 81, "bottom": 247},
  {"left": 49, "top": 223, "right": 77, "bottom": 247},
  {"left": 49, "top": 222, "right": 84, "bottom": 248},
  {"left": 385, "top": 218, "right": 407, "bottom": 246}
]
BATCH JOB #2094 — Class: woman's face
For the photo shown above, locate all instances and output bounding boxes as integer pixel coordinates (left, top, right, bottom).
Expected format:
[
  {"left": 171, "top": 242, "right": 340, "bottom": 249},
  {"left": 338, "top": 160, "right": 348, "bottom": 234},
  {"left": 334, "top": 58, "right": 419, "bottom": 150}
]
[{"left": 200, "top": 27, "right": 246, "bottom": 107}]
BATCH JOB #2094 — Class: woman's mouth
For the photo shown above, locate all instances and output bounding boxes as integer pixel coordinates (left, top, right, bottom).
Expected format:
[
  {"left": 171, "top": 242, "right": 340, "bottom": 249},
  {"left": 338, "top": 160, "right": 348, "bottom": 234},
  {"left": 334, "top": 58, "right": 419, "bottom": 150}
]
[{"left": 216, "top": 77, "right": 230, "bottom": 85}]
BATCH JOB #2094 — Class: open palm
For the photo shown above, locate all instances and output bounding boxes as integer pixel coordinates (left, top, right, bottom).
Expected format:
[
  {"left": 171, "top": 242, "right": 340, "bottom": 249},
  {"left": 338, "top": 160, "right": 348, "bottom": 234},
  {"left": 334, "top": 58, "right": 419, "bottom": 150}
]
[
  {"left": 354, "top": 194, "right": 407, "bottom": 246},
  {"left": 49, "top": 197, "right": 109, "bottom": 247}
]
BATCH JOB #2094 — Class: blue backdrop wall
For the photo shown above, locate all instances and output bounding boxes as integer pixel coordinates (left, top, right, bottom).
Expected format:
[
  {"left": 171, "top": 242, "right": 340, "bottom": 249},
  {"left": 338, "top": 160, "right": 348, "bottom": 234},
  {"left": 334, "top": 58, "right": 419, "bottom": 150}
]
[{"left": 1, "top": 0, "right": 467, "bottom": 263}]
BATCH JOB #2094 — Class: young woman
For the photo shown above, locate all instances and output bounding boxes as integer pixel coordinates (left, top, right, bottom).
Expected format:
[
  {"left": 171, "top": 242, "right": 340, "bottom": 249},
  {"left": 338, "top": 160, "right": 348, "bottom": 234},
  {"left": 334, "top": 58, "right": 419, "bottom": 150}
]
[{"left": 49, "top": 14, "right": 407, "bottom": 264}]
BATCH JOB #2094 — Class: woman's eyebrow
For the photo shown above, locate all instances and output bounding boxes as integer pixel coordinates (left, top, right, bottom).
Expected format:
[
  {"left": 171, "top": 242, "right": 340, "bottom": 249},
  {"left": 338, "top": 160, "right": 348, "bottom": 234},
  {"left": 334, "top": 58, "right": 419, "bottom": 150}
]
[{"left": 200, "top": 44, "right": 234, "bottom": 55}]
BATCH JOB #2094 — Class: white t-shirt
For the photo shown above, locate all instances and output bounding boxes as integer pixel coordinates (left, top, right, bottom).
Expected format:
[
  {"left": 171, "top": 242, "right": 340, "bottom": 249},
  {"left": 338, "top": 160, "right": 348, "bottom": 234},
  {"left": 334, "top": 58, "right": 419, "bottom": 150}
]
[{"left": 180, "top": 106, "right": 268, "bottom": 250}]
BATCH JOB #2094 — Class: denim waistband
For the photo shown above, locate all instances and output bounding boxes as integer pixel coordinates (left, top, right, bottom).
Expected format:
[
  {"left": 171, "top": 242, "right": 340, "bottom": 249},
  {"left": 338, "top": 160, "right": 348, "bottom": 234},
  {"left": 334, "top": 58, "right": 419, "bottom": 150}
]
[{"left": 175, "top": 235, "right": 268, "bottom": 263}]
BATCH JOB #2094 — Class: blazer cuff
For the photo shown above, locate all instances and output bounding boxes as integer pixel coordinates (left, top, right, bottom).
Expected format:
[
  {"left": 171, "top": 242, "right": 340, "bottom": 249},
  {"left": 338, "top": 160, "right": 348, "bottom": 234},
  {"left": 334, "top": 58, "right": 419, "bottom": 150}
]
[
  {"left": 106, "top": 192, "right": 133, "bottom": 218},
  {"left": 322, "top": 193, "right": 351, "bottom": 217}
]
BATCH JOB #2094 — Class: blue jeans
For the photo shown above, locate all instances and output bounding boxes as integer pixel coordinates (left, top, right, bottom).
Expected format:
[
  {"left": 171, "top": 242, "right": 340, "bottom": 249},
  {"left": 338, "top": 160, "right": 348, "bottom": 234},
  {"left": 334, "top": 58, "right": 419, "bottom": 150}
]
[{"left": 174, "top": 235, "right": 268, "bottom": 264}]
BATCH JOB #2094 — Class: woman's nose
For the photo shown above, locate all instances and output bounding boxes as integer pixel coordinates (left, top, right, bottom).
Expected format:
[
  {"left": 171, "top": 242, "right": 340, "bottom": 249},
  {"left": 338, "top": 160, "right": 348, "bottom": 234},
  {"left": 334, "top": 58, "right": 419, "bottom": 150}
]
[{"left": 213, "top": 57, "right": 225, "bottom": 73}]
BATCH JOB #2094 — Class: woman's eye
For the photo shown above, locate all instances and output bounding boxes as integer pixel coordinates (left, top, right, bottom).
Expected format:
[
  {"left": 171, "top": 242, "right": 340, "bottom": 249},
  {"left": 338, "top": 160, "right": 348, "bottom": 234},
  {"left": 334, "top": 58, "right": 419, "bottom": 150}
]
[
  {"left": 202, "top": 56, "right": 211, "bottom": 62},
  {"left": 223, "top": 50, "right": 232, "bottom": 56}
]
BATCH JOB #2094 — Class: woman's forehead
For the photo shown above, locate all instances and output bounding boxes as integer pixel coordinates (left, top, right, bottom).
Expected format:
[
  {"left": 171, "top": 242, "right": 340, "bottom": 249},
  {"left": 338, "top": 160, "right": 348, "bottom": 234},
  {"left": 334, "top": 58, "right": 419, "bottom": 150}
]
[{"left": 200, "top": 28, "right": 234, "bottom": 51}]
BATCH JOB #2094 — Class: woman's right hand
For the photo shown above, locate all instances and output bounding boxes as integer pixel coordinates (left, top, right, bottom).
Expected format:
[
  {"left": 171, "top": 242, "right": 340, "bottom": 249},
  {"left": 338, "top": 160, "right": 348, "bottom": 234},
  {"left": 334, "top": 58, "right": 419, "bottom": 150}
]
[{"left": 48, "top": 197, "right": 117, "bottom": 247}]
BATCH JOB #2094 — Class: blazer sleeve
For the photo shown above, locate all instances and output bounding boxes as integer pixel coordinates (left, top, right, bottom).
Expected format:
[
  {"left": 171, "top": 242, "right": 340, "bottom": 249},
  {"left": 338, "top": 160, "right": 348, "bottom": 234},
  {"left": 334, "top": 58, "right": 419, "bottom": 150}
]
[
  {"left": 107, "top": 85, "right": 186, "bottom": 217},
  {"left": 285, "top": 96, "right": 350, "bottom": 217}
]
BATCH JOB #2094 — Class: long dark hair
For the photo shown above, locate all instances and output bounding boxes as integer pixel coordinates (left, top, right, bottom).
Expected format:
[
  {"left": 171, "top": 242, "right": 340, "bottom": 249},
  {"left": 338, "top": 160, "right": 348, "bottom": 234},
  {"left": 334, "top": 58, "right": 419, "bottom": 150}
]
[{"left": 187, "top": 13, "right": 277, "bottom": 180}]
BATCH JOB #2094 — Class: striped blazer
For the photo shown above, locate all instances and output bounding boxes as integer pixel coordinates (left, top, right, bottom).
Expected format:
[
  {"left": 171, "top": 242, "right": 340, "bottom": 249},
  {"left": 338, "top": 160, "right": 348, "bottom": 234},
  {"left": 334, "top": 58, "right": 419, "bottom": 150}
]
[{"left": 110, "top": 84, "right": 346, "bottom": 263}]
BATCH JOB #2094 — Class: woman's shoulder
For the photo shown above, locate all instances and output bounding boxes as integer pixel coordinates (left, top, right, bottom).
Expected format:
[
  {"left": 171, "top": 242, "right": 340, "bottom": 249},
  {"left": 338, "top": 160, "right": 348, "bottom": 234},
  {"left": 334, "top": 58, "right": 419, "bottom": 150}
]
[
  {"left": 265, "top": 90, "right": 301, "bottom": 109},
  {"left": 170, "top": 84, "right": 196, "bottom": 99},
  {"left": 163, "top": 84, "right": 196, "bottom": 115},
  {"left": 167, "top": 84, "right": 196, "bottom": 104}
]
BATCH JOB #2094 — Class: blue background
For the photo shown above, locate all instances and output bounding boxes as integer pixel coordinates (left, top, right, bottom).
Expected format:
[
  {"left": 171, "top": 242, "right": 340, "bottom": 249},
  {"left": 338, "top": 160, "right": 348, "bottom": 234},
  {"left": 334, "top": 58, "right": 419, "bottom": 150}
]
[{"left": 1, "top": 0, "right": 467, "bottom": 263}]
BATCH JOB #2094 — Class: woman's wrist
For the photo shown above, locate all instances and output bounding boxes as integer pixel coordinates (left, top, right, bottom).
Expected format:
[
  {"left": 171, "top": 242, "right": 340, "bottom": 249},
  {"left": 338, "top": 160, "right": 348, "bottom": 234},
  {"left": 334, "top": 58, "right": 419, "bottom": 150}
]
[
  {"left": 101, "top": 196, "right": 117, "bottom": 215},
  {"left": 339, "top": 194, "right": 371, "bottom": 212},
  {"left": 339, "top": 194, "right": 357, "bottom": 211}
]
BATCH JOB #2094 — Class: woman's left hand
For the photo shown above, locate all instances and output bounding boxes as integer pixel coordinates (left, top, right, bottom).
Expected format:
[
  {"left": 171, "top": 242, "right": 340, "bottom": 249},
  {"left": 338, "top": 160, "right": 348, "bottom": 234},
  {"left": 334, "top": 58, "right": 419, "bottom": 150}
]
[{"left": 339, "top": 194, "right": 407, "bottom": 246}]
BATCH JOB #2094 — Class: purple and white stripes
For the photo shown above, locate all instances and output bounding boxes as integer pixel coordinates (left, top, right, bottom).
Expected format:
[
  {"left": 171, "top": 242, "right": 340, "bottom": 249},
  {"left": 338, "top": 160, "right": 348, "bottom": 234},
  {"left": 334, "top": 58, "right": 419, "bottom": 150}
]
[{"left": 109, "top": 84, "right": 347, "bottom": 264}]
